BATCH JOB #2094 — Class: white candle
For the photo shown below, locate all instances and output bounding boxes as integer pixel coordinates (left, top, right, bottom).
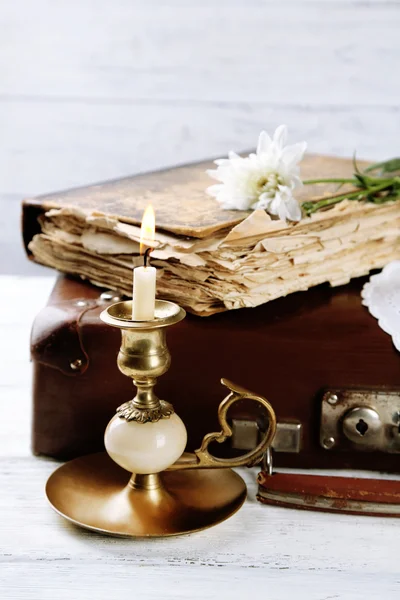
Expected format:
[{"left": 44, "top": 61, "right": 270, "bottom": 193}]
[
  {"left": 132, "top": 265, "right": 156, "bottom": 320},
  {"left": 132, "top": 205, "right": 156, "bottom": 320}
]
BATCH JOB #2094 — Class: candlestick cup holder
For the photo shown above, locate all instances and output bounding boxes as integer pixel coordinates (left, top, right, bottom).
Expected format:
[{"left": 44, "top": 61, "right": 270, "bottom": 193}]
[{"left": 46, "top": 299, "right": 276, "bottom": 537}]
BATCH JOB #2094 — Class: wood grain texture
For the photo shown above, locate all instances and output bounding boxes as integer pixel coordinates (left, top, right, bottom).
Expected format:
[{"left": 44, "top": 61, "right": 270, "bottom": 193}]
[
  {"left": 0, "top": 276, "right": 399, "bottom": 599},
  {"left": 2, "top": 0, "right": 400, "bottom": 106}
]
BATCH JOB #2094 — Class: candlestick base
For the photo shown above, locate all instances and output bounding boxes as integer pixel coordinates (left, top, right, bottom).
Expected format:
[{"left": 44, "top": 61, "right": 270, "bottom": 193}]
[{"left": 46, "top": 452, "right": 247, "bottom": 537}]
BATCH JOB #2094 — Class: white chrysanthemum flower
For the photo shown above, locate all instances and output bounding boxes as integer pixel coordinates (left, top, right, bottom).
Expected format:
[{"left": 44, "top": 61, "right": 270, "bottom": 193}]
[{"left": 206, "top": 125, "right": 307, "bottom": 222}]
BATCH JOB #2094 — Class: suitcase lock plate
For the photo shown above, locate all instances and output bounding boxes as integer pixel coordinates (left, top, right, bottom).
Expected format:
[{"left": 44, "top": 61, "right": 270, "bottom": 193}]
[{"left": 321, "top": 389, "right": 400, "bottom": 453}]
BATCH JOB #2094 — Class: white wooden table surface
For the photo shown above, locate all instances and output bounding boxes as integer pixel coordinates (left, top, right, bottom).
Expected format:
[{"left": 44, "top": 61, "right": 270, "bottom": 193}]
[{"left": 0, "top": 275, "right": 399, "bottom": 599}]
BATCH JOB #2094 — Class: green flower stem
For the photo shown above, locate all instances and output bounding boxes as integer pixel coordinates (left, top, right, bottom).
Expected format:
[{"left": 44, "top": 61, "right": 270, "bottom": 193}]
[
  {"left": 367, "top": 179, "right": 397, "bottom": 194},
  {"left": 302, "top": 178, "right": 357, "bottom": 185},
  {"left": 302, "top": 189, "right": 365, "bottom": 215},
  {"left": 300, "top": 157, "right": 400, "bottom": 217},
  {"left": 303, "top": 180, "right": 393, "bottom": 216}
]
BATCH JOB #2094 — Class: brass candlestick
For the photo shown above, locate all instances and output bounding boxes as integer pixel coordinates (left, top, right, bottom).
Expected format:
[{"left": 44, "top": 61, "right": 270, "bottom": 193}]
[{"left": 46, "top": 300, "right": 276, "bottom": 537}]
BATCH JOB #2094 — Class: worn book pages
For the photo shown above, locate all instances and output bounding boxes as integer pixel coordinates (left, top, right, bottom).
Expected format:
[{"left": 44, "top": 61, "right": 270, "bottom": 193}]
[{"left": 24, "top": 154, "right": 400, "bottom": 316}]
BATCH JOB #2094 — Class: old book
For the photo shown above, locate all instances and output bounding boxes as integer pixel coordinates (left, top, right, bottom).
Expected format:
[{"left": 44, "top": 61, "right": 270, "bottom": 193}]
[{"left": 23, "top": 154, "right": 400, "bottom": 316}]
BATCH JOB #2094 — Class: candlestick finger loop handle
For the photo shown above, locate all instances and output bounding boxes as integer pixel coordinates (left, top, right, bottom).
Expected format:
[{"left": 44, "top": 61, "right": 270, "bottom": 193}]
[{"left": 169, "top": 378, "right": 277, "bottom": 471}]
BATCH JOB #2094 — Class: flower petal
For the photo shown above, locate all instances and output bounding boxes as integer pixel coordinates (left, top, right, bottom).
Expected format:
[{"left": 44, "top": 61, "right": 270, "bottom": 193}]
[
  {"left": 279, "top": 189, "right": 302, "bottom": 222},
  {"left": 257, "top": 131, "right": 272, "bottom": 155},
  {"left": 206, "top": 169, "right": 221, "bottom": 181},
  {"left": 281, "top": 142, "right": 307, "bottom": 169},
  {"left": 252, "top": 193, "right": 272, "bottom": 211},
  {"left": 272, "top": 125, "right": 288, "bottom": 150},
  {"left": 286, "top": 197, "right": 302, "bottom": 222},
  {"left": 266, "top": 195, "right": 280, "bottom": 217},
  {"left": 206, "top": 184, "right": 223, "bottom": 197}
]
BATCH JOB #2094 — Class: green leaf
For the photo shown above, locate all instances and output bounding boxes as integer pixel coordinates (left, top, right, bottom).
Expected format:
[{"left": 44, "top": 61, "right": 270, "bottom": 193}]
[
  {"left": 352, "top": 152, "right": 360, "bottom": 174},
  {"left": 354, "top": 173, "right": 368, "bottom": 188},
  {"left": 364, "top": 158, "right": 400, "bottom": 174}
]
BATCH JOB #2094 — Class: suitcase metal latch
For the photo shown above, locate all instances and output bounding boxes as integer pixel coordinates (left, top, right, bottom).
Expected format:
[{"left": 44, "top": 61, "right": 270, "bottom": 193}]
[
  {"left": 320, "top": 389, "right": 400, "bottom": 453},
  {"left": 232, "top": 420, "right": 302, "bottom": 453}
]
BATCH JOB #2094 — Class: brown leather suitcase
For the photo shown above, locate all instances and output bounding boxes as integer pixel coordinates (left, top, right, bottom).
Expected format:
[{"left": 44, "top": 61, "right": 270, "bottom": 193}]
[{"left": 31, "top": 274, "right": 400, "bottom": 471}]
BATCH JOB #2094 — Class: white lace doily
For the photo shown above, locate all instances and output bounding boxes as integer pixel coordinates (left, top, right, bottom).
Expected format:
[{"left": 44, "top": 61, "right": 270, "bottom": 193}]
[{"left": 361, "top": 261, "right": 400, "bottom": 352}]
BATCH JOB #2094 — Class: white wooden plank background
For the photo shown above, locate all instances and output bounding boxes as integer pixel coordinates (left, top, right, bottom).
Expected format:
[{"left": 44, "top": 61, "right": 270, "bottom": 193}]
[
  {"left": 0, "top": 275, "right": 399, "bottom": 599},
  {"left": 1, "top": 0, "right": 400, "bottom": 201}
]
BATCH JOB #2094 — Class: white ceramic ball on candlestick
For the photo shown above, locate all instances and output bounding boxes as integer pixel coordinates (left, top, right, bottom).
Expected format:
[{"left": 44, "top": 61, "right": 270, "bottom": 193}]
[{"left": 104, "top": 413, "right": 187, "bottom": 474}]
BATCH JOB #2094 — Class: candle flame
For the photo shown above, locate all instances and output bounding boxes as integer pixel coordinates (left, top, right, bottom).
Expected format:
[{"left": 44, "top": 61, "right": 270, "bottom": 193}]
[{"left": 140, "top": 205, "right": 155, "bottom": 256}]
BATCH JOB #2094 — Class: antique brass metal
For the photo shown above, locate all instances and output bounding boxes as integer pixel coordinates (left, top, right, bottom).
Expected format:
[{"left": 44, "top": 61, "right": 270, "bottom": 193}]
[
  {"left": 46, "top": 299, "right": 276, "bottom": 537},
  {"left": 169, "top": 378, "right": 276, "bottom": 470},
  {"left": 101, "top": 300, "right": 185, "bottom": 423},
  {"left": 46, "top": 453, "right": 248, "bottom": 537}
]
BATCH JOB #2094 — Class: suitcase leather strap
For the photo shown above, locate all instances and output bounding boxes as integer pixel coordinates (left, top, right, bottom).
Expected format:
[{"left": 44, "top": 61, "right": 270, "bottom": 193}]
[
  {"left": 31, "top": 297, "right": 106, "bottom": 376},
  {"left": 257, "top": 471, "right": 400, "bottom": 517}
]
